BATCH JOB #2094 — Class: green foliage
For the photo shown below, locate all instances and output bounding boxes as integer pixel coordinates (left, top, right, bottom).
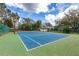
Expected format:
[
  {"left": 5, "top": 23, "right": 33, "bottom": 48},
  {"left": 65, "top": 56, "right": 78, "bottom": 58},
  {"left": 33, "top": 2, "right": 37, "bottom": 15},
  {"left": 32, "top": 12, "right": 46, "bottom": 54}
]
[
  {"left": 4, "top": 19, "right": 13, "bottom": 28},
  {"left": 33, "top": 20, "right": 42, "bottom": 30},
  {"left": 19, "top": 23, "right": 32, "bottom": 30},
  {"left": 63, "top": 27, "right": 70, "bottom": 33},
  {"left": 18, "top": 19, "right": 42, "bottom": 31},
  {"left": 55, "top": 9, "right": 79, "bottom": 33},
  {"left": 0, "top": 3, "right": 6, "bottom": 8}
]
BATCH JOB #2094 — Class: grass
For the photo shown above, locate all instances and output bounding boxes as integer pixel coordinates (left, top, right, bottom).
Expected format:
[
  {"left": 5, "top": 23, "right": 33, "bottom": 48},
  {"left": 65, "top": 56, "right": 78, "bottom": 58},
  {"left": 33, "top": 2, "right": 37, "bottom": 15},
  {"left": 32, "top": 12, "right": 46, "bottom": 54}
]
[
  {"left": 0, "top": 32, "right": 27, "bottom": 56},
  {"left": 0, "top": 32, "right": 79, "bottom": 56}
]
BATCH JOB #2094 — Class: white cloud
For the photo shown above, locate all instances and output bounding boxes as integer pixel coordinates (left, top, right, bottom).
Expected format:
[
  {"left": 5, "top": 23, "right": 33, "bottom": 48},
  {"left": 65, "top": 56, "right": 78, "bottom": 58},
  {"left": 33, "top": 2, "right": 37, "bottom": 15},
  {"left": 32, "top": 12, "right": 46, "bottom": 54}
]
[
  {"left": 20, "top": 3, "right": 39, "bottom": 13},
  {"left": 45, "top": 12, "right": 65, "bottom": 26},
  {"left": 48, "top": 7, "right": 55, "bottom": 13},
  {"left": 51, "top": 7, "right": 55, "bottom": 11},
  {"left": 56, "top": 12, "right": 65, "bottom": 20},
  {"left": 6, "top": 3, "right": 50, "bottom": 14},
  {"left": 6, "top": 3, "right": 79, "bottom": 26},
  {"left": 36, "top": 3, "right": 50, "bottom": 14},
  {"left": 64, "top": 5, "right": 79, "bottom": 14},
  {"left": 45, "top": 4, "right": 79, "bottom": 26},
  {"left": 5, "top": 3, "right": 23, "bottom": 9},
  {"left": 56, "top": 4, "right": 67, "bottom": 12},
  {"left": 45, "top": 14, "right": 56, "bottom": 26}
]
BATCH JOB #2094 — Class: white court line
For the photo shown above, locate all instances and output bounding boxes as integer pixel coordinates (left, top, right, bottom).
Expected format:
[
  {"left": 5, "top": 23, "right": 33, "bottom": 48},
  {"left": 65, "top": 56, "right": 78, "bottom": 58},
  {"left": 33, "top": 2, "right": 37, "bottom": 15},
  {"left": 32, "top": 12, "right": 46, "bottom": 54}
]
[
  {"left": 27, "top": 33, "right": 53, "bottom": 37},
  {"left": 17, "top": 32, "right": 71, "bottom": 51},
  {"left": 23, "top": 31, "right": 69, "bottom": 37},
  {"left": 17, "top": 33, "right": 29, "bottom": 51},
  {"left": 28, "top": 35, "right": 72, "bottom": 51},
  {"left": 23, "top": 34, "right": 41, "bottom": 45}
]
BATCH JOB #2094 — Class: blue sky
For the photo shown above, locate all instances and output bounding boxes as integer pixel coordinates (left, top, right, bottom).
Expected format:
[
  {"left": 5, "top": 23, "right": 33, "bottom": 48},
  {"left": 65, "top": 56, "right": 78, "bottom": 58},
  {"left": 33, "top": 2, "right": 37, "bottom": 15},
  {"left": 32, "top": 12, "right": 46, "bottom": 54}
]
[{"left": 5, "top": 3, "right": 79, "bottom": 26}]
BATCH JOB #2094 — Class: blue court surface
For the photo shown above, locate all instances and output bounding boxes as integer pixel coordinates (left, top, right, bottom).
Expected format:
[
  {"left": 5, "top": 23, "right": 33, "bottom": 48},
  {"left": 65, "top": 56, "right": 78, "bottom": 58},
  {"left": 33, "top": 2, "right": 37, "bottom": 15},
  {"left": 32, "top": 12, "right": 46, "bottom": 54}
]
[{"left": 17, "top": 31, "right": 68, "bottom": 50}]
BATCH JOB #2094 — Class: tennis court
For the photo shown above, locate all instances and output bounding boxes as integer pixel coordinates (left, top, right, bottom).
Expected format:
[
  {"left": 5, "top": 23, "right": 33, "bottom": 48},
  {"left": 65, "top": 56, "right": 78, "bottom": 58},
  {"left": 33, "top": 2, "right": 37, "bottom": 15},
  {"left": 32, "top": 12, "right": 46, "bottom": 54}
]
[{"left": 17, "top": 31, "right": 68, "bottom": 51}]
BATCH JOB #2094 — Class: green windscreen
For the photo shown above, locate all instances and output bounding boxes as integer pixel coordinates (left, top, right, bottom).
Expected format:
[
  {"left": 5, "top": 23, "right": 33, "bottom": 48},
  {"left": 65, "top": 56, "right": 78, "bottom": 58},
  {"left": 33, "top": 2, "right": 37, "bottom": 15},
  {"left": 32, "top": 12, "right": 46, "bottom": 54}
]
[{"left": 0, "top": 24, "right": 10, "bottom": 36}]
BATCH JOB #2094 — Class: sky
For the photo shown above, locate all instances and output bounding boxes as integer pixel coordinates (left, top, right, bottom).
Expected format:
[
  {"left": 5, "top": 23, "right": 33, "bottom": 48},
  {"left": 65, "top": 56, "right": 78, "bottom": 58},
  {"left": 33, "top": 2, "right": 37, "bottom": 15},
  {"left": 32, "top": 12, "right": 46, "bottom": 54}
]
[{"left": 5, "top": 3, "right": 79, "bottom": 26}]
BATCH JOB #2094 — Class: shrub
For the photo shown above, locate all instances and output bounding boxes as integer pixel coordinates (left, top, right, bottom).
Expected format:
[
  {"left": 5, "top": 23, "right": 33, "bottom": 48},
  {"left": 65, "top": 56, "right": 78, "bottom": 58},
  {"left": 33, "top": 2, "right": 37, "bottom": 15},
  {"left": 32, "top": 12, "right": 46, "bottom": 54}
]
[{"left": 63, "top": 27, "right": 70, "bottom": 33}]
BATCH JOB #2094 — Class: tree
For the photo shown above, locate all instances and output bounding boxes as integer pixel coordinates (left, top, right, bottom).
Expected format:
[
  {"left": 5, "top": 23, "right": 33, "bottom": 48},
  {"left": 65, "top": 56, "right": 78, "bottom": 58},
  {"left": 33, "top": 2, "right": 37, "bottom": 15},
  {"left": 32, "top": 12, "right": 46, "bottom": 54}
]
[
  {"left": 4, "top": 18, "right": 13, "bottom": 28},
  {"left": 23, "top": 18, "right": 34, "bottom": 30},
  {"left": 45, "top": 22, "right": 53, "bottom": 31},
  {"left": 0, "top": 3, "right": 12, "bottom": 24},
  {"left": 23, "top": 18, "right": 34, "bottom": 24},
  {"left": 20, "top": 23, "right": 32, "bottom": 30},
  {"left": 56, "top": 9, "right": 79, "bottom": 33},
  {"left": 0, "top": 3, "right": 6, "bottom": 15},
  {"left": 0, "top": 3, "right": 6, "bottom": 24},
  {"left": 10, "top": 13, "right": 19, "bottom": 34},
  {"left": 33, "top": 20, "right": 42, "bottom": 30}
]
